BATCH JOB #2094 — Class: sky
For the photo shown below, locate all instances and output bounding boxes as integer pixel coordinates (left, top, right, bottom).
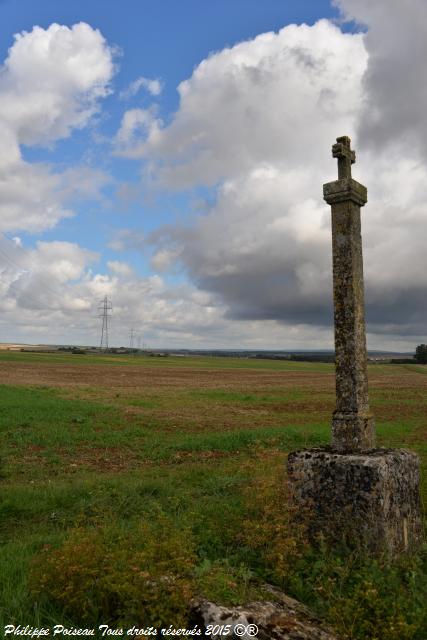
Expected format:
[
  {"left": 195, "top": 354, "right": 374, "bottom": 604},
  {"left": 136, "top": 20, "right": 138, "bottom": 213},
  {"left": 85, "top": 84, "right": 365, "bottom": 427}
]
[{"left": 0, "top": 0, "right": 426, "bottom": 350}]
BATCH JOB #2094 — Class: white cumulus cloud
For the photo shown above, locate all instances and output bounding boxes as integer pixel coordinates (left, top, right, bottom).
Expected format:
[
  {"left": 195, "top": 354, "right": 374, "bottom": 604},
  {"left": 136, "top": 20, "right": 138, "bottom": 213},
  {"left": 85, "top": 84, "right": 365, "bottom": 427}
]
[
  {"left": 118, "top": 20, "right": 366, "bottom": 187},
  {"left": 0, "top": 22, "right": 114, "bottom": 146},
  {"left": 129, "top": 14, "right": 427, "bottom": 347},
  {"left": 0, "top": 22, "right": 114, "bottom": 233},
  {"left": 107, "top": 260, "right": 134, "bottom": 277},
  {"left": 115, "top": 107, "right": 162, "bottom": 153},
  {"left": 119, "top": 75, "right": 163, "bottom": 100}
]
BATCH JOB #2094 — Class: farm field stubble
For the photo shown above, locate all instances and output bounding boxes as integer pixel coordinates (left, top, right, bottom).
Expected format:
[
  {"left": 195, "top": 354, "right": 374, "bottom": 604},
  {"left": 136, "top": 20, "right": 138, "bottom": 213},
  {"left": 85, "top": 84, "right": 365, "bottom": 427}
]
[{"left": 0, "top": 352, "right": 426, "bottom": 638}]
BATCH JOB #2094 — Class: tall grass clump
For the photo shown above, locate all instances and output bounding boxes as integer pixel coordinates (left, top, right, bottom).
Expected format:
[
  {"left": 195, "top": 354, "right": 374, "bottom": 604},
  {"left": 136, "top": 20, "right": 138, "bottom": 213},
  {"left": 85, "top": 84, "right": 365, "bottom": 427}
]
[{"left": 30, "top": 514, "right": 196, "bottom": 627}]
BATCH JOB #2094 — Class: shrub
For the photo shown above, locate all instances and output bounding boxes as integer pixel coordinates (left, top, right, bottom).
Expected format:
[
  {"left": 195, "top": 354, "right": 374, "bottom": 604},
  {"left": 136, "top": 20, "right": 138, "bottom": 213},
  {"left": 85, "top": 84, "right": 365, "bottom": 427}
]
[
  {"left": 238, "top": 448, "right": 309, "bottom": 584},
  {"left": 30, "top": 515, "right": 196, "bottom": 627},
  {"left": 415, "top": 344, "right": 427, "bottom": 364}
]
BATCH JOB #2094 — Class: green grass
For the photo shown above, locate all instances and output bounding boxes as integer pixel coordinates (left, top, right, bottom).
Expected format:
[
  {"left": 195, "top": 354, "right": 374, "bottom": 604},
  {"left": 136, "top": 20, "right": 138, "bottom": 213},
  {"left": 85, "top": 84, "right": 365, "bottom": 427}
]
[
  {"left": 0, "top": 383, "right": 330, "bottom": 480},
  {"left": 0, "top": 353, "right": 426, "bottom": 637},
  {"left": 189, "top": 388, "right": 311, "bottom": 403}
]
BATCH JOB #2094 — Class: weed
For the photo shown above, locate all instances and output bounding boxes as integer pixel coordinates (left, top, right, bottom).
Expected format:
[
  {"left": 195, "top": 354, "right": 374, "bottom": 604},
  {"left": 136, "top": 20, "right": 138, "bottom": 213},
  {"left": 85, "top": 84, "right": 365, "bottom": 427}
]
[
  {"left": 195, "top": 559, "right": 267, "bottom": 606},
  {"left": 30, "top": 514, "right": 196, "bottom": 627}
]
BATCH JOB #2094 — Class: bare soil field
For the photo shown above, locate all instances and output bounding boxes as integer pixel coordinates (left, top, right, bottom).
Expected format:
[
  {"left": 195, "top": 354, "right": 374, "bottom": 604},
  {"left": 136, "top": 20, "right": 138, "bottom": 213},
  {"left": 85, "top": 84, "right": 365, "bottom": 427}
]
[
  {"left": 0, "top": 353, "right": 426, "bottom": 637},
  {"left": 0, "top": 358, "right": 334, "bottom": 389}
]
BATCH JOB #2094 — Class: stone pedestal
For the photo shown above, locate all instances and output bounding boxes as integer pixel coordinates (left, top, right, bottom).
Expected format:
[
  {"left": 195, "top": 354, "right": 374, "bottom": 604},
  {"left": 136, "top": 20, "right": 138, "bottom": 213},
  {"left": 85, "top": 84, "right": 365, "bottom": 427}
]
[{"left": 287, "top": 448, "right": 423, "bottom": 554}]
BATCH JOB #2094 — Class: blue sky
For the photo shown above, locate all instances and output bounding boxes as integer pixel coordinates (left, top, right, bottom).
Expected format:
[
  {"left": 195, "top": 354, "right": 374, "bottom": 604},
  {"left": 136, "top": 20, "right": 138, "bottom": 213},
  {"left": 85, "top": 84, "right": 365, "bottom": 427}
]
[
  {"left": 0, "top": 0, "right": 426, "bottom": 349},
  {"left": 1, "top": 0, "right": 337, "bottom": 268}
]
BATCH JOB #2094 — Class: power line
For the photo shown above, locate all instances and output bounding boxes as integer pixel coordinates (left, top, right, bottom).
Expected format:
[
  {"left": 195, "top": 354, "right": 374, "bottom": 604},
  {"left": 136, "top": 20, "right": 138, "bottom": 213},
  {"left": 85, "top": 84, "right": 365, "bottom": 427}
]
[{"left": 98, "top": 296, "right": 112, "bottom": 350}]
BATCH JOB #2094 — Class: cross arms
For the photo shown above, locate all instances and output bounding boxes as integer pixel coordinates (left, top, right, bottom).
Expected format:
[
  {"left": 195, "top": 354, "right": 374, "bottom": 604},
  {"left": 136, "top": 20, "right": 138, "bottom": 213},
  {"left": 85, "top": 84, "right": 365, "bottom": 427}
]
[{"left": 332, "top": 135, "right": 356, "bottom": 180}]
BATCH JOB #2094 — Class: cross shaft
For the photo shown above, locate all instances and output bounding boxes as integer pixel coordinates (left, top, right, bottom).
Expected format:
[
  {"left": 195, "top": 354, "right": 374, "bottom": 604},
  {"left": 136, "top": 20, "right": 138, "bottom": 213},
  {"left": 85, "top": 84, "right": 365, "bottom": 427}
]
[{"left": 323, "top": 136, "right": 375, "bottom": 451}]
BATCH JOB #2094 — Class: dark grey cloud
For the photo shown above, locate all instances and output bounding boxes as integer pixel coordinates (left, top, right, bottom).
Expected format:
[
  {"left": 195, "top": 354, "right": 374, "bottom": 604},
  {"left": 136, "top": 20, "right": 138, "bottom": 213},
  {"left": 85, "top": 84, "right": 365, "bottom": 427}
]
[{"left": 336, "top": 0, "right": 427, "bottom": 158}]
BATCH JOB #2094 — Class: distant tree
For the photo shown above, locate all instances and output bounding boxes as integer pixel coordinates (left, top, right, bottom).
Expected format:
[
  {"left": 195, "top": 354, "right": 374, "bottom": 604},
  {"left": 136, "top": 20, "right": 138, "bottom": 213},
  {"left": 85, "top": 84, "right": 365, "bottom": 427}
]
[{"left": 415, "top": 344, "right": 427, "bottom": 364}]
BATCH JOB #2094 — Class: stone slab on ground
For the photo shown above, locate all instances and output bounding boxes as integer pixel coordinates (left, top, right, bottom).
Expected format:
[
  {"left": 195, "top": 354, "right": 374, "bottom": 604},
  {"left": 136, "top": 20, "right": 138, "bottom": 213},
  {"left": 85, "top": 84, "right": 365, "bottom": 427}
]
[
  {"left": 287, "top": 447, "right": 423, "bottom": 553},
  {"left": 189, "top": 587, "right": 340, "bottom": 639}
]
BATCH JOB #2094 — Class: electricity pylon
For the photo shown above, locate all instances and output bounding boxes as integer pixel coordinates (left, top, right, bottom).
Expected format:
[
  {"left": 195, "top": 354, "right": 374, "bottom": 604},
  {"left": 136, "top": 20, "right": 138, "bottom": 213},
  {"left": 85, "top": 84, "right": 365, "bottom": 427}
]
[
  {"left": 129, "top": 327, "right": 136, "bottom": 349},
  {"left": 98, "top": 296, "right": 112, "bottom": 350}
]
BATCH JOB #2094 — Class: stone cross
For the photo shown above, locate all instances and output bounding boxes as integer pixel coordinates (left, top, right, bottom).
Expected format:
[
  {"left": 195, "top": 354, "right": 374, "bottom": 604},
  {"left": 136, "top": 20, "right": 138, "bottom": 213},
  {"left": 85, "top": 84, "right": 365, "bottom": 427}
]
[
  {"left": 323, "top": 136, "right": 375, "bottom": 451},
  {"left": 287, "top": 137, "right": 422, "bottom": 556},
  {"left": 332, "top": 136, "right": 355, "bottom": 180}
]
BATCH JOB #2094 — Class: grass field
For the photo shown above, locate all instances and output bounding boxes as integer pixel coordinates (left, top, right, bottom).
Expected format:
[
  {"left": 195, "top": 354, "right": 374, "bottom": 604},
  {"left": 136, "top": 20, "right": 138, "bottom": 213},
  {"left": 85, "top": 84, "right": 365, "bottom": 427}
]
[{"left": 0, "top": 352, "right": 426, "bottom": 638}]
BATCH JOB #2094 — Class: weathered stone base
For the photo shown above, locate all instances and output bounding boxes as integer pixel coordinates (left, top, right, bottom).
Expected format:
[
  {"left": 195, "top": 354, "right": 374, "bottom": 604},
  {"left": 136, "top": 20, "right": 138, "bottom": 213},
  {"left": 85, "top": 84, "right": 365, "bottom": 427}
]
[
  {"left": 332, "top": 411, "right": 375, "bottom": 451},
  {"left": 287, "top": 447, "right": 423, "bottom": 554},
  {"left": 190, "top": 586, "right": 339, "bottom": 639}
]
